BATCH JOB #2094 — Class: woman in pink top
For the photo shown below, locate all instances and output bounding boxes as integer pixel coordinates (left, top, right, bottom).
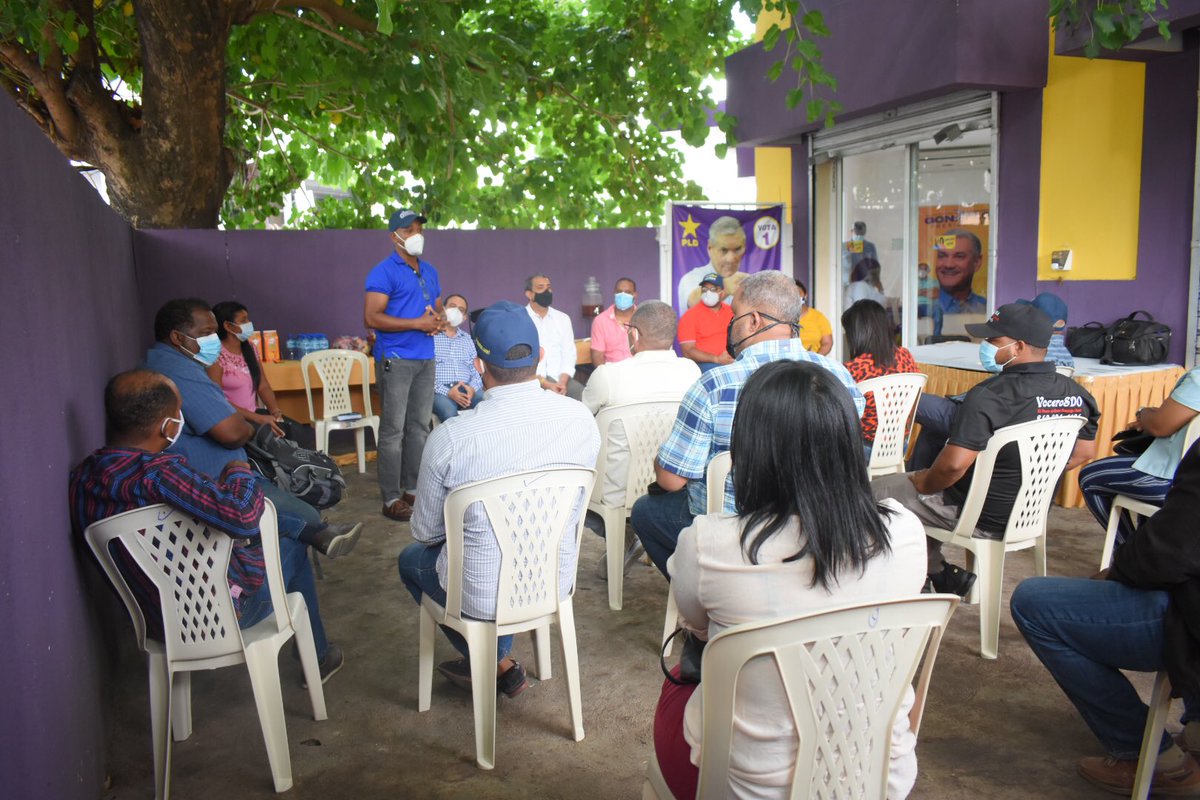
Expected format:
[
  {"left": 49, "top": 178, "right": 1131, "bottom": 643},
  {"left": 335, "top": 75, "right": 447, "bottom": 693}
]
[{"left": 207, "top": 301, "right": 285, "bottom": 435}]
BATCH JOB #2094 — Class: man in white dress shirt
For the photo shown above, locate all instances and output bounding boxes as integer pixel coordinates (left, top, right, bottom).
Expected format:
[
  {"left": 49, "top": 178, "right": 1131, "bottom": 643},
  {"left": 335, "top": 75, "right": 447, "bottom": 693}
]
[
  {"left": 524, "top": 273, "right": 584, "bottom": 400},
  {"left": 397, "top": 300, "right": 600, "bottom": 698},
  {"left": 583, "top": 301, "right": 700, "bottom": 510}
]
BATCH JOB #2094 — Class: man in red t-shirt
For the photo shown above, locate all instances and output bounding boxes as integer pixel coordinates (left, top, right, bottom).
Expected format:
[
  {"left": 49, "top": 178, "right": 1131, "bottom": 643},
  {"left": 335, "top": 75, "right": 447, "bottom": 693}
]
[{"left": 678, "top": 273, "right": 734, "bottom": 373}]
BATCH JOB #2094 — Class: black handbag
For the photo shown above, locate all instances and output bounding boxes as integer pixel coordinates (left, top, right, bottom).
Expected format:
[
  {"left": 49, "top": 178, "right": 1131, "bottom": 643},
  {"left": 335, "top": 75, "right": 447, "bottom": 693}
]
[
  {"left": 1112, "top": 428, "right": 1155, "bottom": 456},
  {"left": 1066, "top": 321, "right": 1108, "bottom": 359},
  {"left": 660, "top": 628, "right": 706, "bottom": 685},
  {"left": 1102, "top": 311, "right": 1172, "bottom": 366}
]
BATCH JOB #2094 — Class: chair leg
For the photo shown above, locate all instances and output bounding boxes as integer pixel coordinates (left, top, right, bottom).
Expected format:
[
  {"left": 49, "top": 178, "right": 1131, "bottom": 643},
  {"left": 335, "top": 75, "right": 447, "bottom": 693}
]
[
  {"left": 531, "top": 625, "right": 552, "bottom": 681},
  {"left": 558, "top": 598, "right": 585, "bottom": 742},
  {"left": 465, "top": 629, "right": 500, "bottom": 769},
  {"left": 311, "top": 547, "right": 324, "bottom": 580},
  {"left": 315, "top": 421, "right": 328, "bottom": 455},
  {"left": 661, "top": 586, "right": 679, "bottom": 657},
  {"left": 244, "top": 644, "right": 294, "bottom": 793},
  {"left": 1100, "top": 503, "right": 1122, "bottom": 570},
  {"left": 1033, "top": 532, "right": 1048, "bottom": 578},
  {"left": 170, "top": 671, "right": 192, "bottom": 742},
  {"left": 1133, "top": 671, "right": 1173, "bottom": 800},
  {"left": 293, "top": 600, "right": 328, "bottom": 721},
  {"left": 604, "top": 505, "right": 628, "bottom": 611},
  {"left": 355, "top": 428, "right": 366, "bottom": 474},
  {"left": 418, "top": 608, "right": 435, "bottom": 712},
  {"left": 975, "top": 541, "right": 1006, "bottom": 660},
  {"left": 148, "top": 653, "right": 172, "bottom": 800}
]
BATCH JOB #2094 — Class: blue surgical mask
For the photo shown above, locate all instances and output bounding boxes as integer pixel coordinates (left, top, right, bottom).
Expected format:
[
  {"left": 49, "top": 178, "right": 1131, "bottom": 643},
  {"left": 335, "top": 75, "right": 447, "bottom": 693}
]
[
  {"left": 185, "top": 333, "right": 222, "bottom": 366},
  {"left": 614, "top": 292, "right": 634, "bottom": 311},
  {"left": 235, "top": 321, "right": 255, "bottom": 342},
  {"left": 979, "top": 340, "right": 1015, "bottom": 373}
]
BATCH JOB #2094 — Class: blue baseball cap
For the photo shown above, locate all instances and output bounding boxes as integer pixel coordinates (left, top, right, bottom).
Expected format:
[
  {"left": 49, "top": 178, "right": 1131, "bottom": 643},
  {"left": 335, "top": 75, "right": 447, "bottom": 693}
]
[
  {"left": 473, "top": 301, "right": 540, "bottom": 368},
  {"left": 387, "top": 208, "right": 428, "bottom": 231},
  {"left": 699, "top": 272, "right": 724, "bottom": 289},
  {"left": 1017, "top": 292, "right": 1069, "bottom": 330}
]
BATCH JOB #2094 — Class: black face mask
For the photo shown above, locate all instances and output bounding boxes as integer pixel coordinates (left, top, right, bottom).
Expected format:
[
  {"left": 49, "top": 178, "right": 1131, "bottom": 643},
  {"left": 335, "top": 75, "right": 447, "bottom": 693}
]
[
  {"left": 533, "top": 290, "right": 553, "bottom": 308},
  {"left": 726, "top": 311, "right": 797, "bottom": 358}
]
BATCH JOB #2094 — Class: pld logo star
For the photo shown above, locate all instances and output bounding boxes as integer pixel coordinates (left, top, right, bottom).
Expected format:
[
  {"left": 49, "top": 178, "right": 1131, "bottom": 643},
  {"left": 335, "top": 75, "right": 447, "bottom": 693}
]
[{"left": 678, "top": 213, "right": 701, "bottom": 248}]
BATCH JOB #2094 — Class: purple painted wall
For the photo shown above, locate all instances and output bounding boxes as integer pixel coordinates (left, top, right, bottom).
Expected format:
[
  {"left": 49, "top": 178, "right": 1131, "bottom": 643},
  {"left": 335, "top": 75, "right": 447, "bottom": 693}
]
[
  {"left": 135, "top": 228, "right": 660, "bottom": 345},
  {"left": 725, "top": 0, "right": 1049, "bottom": 146},
  {"left": 0, "top": 99, "right": 139, "bottom": 796},
  {"left": 997, "top": 46, "right": 1198, "bottom": 365}
]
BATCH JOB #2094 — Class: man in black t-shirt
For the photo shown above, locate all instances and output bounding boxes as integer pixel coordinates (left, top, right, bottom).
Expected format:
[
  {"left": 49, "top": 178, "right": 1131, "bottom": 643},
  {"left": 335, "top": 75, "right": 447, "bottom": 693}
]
[{"left": 873, "top": 304, "right": 1101, "bottom": 595}]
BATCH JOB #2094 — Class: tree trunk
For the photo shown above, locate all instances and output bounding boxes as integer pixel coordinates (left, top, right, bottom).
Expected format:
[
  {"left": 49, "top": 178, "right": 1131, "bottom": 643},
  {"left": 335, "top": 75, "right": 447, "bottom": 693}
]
[{"left": 99, "top": 0, "right": 237, "bottom": 228}]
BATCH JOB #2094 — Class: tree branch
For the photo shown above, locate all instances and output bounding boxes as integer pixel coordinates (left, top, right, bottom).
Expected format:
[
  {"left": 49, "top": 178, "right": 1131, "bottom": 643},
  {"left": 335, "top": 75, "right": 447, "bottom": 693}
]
[
  {"left": 247, "top": 0, "right": 376, "bottom": 33},
  {"left": 0, "top": 42, "right": 81, "bottom": 147},
  {"left": 227, "top": 89, "right": 367, "bottom": 165},
  {"left": 271, "top": 9, "right": 369, "bottom": 52}
]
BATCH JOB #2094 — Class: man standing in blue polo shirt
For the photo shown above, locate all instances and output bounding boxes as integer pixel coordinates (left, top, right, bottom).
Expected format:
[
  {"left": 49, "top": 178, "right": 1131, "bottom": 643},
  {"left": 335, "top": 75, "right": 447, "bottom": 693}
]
[{"left": 365, "top": 208, "right": 445, "bottom": 522}]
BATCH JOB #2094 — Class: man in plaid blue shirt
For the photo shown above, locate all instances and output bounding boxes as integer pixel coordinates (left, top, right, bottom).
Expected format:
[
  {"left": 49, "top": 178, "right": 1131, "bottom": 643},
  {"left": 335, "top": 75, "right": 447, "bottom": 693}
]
[
  {"left": 632, "top": 271, "right": 865, "bottom": 577},
  {"left": 432, "top": 293, "right": 484, "bottom": 421}
]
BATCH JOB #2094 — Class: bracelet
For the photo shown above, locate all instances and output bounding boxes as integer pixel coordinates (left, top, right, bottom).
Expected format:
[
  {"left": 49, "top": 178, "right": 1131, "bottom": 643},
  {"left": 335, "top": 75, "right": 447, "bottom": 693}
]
[{"left": 1135, "top": 406, "right": 1149, "bottom": 418}]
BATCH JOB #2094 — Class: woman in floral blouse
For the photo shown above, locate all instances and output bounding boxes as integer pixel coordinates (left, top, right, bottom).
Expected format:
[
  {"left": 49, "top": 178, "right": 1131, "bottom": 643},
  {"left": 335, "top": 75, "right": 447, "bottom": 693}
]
[{"left": 841, "top": 299, "right": 918, "bottom": 454}]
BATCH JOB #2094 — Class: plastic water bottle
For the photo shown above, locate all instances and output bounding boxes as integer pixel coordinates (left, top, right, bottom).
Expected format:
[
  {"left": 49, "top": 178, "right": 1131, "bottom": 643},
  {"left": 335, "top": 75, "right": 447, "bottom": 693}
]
[
  {"left": 316, "top": 333, "right": 329, "bottom": 351},
  {"left": 286, "top": 336, "right": 299, "bottom": 361}
]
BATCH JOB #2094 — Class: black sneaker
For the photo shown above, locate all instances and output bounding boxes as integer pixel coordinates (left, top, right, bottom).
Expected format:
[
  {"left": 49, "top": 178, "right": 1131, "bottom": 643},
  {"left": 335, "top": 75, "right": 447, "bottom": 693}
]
[
  {"left": 309, "top": 522, "right": 363, "bottom": 559},
  {"left": 302, "top": 643, "right": 344, "bottom": 688},
  {"left": 929, "top": 562, "right": 977, "bottom": 598},
  {"left": 436, "top": 658, "right": 530, "bottom": 698}
]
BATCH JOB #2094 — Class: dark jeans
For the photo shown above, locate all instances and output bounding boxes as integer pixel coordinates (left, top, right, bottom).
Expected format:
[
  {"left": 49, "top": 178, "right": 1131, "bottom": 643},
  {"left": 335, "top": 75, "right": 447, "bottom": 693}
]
[
  {"left": 377, "top": 357, "right": 436, "bottom": 505},
  {"left": 630, "top": 489, "right": 695, "bottom": 578},
  {"left": 909, "top": 394, "right": 960, "bottom": 471},
  {"left": 432, "top": 391, "right": 481, "bottom": 422},
  {"left": 1011, "top": 576, "right": 1197, "bottom": 759},
  {"left": 237, "top": 536, "right": 329, "bottom": 659},
  {"left": 397, "top": 542, "right": 513, "bottom": 661},
  {"left": 259, "top": 479, "right": 325, "bottom": 544}
]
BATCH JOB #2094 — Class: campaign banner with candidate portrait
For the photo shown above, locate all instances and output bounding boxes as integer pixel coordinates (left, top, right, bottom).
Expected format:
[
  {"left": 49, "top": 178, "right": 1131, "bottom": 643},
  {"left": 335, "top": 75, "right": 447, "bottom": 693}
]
[{"left": 669, "top": 204, "right": 784, "bottom": 314}]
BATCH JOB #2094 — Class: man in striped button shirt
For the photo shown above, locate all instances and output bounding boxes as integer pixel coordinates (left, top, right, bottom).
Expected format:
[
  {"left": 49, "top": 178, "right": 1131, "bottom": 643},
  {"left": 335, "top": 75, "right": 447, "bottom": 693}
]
[
  {"left": 631, "top": 271, "right": 866, "bottom": 578},
  {"left": 398, "top": 301, "right": 600, "bottom": 698},
  {"left": 432, "top": 293, "right": 484, "bottom": 422},
  {"left": 70, "top": 369, "right": 343, "bottom": 683}
]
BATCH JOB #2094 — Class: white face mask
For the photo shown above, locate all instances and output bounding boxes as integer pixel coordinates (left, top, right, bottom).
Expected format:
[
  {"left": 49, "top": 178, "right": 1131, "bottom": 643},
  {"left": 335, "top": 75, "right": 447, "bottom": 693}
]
[
  {"left": 235, "top": 321, "right": 255, "bottom": 342},
  {"left": 161, "top": 411, "right": 185, "bottom": 447},
  {"left": 701, "top": 290, "right": 720, "bottom": 308},
  {"left": 445, "top": 307, "right": 465, "bottom": 328},
  {"left": 400, "top": 232, "right": 425, "bottom": 257}
]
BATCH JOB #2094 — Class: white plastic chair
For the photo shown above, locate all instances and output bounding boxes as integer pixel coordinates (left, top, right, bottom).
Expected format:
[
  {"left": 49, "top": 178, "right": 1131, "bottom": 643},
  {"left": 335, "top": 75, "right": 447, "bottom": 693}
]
[
  {"left": 300, "top": 349, "right": 380, "bottom": 473},
  {"left": 643, "top": 596, "right": 959, "bottom": 799},
  {"left": 84, "top": 500, "right": 327, "bottom": 800},
  {"left": 923, "top": 415, "right": 1085, "bottom": 659},
  {"left": 416, "top": 467, "right": 595, "bottom": 769},
  {"left": 1099, "top": 414, "right": 1200, "bottom": 569},
  {"left": 662, "top": 452, "right": 731, "bottom": 657},
  {"left": 1133, "top": 670, "right": 1174, "bottom": 800},
  {"left": 590, "top": 399, "right": 681, "bottom": 610},
  {"left": 857, "top": 372, "right": 927, "bottom": 478}
]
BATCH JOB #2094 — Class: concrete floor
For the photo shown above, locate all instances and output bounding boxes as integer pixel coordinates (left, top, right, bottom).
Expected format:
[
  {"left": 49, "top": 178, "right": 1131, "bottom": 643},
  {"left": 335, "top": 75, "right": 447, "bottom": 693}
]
[{"left": 96, "top": 464, "right": 1180, "bottom": 800}]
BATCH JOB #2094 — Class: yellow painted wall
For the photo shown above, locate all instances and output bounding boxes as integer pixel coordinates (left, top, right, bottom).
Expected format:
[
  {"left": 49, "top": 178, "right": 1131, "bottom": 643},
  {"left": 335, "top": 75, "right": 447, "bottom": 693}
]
[
  {"left": 1036, "top": 48, "right": 1145, "bottom": 280},
  {"left": 753, "top": 9, "right": 792, "bottom": 223}
]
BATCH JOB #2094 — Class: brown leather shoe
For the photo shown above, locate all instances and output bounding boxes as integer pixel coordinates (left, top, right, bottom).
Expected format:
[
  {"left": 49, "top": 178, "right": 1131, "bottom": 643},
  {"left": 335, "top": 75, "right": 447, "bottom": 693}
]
[
  {"left": 402, "top": 491, "right": 417, "bottom": 507},
  {"left": 1077, "top": 754, "right": 1200, "bottom": 796},
  {"left": 1179, "top": 722, "right": 1200, "bottom": 759},
  {"left": 382, "top": 498, "right": 413, "bottom": 522}
]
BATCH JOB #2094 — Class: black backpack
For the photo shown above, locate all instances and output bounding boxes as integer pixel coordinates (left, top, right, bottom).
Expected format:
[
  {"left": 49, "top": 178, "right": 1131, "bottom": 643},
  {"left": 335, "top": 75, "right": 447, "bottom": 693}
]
[
  {"left": 245, "top": 424, "right": 345, "bottom": 510},
  {"left": 1066, "top": 321, "right": 1108, "bottom": 359},
  {"left": 1102, "top": 311, "right": 1172, "bottom": 366}
]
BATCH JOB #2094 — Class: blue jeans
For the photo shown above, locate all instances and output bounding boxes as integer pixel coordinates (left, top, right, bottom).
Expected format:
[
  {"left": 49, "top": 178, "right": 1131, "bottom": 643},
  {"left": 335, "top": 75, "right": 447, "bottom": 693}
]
[
  {"left": 432, "top": 391, "right": 481, "bottom": 422},
  {"left": 697, "top": 361, "right": 722, "bottom": 374},
  {"left": 909, "top": 394, "right": 959, "bottom": 471},
  {"left": 1078, "top": 455, "right": 1172, "bottom": 545},
  {"left": 631, "top": 489, "right": 696, "bottom": 579},
  {"left": 237, "top": 536, "right": 329, "bottom": 659},
  {"left": 397, "top": 543, "right": 512, "bottom": 661},
  {"left": 259, "top": 479, "right": 324, "bottom": 542},
  {"left": 1011, "top": 576, "right": 1197, "bottom": 759}
]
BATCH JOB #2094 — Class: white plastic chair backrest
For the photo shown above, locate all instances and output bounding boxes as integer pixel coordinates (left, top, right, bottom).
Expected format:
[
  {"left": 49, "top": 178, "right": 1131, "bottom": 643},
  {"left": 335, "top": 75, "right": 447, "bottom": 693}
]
[
  {"left": 591, "top": 399, "right": 681, "bottom": 507},
  {"left": 857, "top": 373, "right": 927, "bottom": 474},
  {"left": 1182, "top": 413, "right": 1200, "bottom": 455},
  {"left": 442, "top": 468, "right": 595, "bottom": 627},
  {"left": 85, "top": 500, "right": 288, "bottom": 659},
  {"left": 1054, "top": 364, "right": 1076, "bottom": 378},
  {"left": 705, "top": 451, "right": 732, "bottom": 514},
  {"left": 950, "top": 415, "right": 1085, "bottom": 547},
  {"left": 301, "top": 349, "right": 372, "bottom": 421},
  {"left": 696, "top": 596, "right": 958, "bottom": 799}
]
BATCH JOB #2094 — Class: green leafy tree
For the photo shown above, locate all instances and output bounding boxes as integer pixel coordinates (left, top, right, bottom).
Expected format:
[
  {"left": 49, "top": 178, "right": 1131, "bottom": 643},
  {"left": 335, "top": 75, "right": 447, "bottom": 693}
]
[
  {"left": 1, "top": 0, "right": 757, "bottom": 229},
  {"left": 1051, "top": 0, "right": 1172, "bottom": 57}
]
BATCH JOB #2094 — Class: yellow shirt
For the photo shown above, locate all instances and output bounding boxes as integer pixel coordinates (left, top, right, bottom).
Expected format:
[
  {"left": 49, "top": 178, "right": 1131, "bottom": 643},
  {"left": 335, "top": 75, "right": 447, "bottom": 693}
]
[{"left": 798, "top": 307, "right": 832, "bottom": 352}]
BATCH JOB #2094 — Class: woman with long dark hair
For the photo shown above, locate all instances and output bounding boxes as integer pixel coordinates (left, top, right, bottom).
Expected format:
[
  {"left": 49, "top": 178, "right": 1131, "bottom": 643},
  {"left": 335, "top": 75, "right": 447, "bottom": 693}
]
[
  {"left": 207, "top": 300, "right": 285, "bottom": 435},
  {"left": 842, "top": 299, "right": 919, "bottom": 455},
  {"left": 653, "top": 360, "right": 927, "bottom": 799}
]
